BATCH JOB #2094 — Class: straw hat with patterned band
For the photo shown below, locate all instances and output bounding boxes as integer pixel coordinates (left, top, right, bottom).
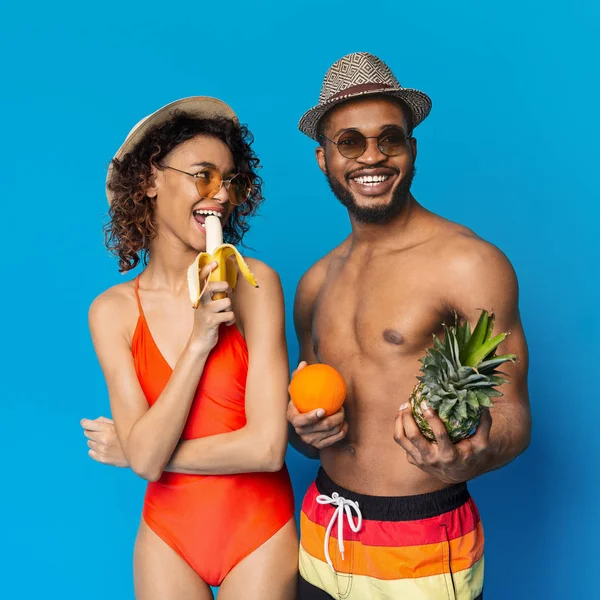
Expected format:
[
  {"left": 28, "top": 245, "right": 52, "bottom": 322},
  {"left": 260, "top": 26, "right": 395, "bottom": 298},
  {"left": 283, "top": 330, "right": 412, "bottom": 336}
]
[
  {"left": 106, "top": 96, "right": 237, "bottom": 204},
  {"left": 298, "top": 52, "right": 432, "bottom": 141}
]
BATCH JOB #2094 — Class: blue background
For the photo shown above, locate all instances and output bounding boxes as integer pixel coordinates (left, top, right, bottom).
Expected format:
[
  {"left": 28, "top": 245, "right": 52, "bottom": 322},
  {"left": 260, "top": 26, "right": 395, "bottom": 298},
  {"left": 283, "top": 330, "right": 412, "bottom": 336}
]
[{"left": 2, "top": 0, "right": 598, "bottom": 597}]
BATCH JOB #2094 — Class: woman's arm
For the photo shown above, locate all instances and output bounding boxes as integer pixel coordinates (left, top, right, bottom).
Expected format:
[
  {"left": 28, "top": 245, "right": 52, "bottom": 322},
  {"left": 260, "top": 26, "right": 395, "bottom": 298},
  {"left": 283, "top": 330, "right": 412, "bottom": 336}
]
[
  {"left": 89, "top": 275, "right": 232, "bottom": 481},
  {"left": 163, "top": 260, "right": 291, "bottom": 474}
]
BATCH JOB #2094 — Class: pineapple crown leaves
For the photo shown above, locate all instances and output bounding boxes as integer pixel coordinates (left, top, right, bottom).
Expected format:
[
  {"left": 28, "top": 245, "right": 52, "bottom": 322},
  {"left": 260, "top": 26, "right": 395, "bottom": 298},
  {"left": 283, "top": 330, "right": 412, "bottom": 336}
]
[{"left": 417, "top": 310, "right": 517, "bottom": 422}]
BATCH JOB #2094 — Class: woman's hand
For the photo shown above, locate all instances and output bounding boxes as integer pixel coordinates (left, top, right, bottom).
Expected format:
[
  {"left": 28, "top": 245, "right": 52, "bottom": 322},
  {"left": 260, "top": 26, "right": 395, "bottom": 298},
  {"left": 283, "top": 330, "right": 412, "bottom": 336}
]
[
  {"left": 190, "top": 262, "right": 235, "bottom": 354},
  {"left": 81, "top": 416, "right": 129, "bottom": 467}
]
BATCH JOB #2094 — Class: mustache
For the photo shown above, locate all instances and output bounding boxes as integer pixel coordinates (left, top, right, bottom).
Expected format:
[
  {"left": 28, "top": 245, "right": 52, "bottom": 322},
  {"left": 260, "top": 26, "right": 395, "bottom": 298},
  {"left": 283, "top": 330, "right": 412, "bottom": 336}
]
[{"left": 346, "top": 165, "right": 400, "bottom": 179}]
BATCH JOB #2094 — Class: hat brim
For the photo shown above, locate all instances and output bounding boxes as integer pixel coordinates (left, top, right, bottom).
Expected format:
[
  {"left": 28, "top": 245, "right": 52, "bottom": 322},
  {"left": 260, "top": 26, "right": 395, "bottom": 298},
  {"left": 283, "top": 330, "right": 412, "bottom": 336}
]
[
  {"left": 106, "top": 96, "right": 237, "bottom": 204},
  {"left": 298, "top": 87, "right": 432, "bottom": 141}
]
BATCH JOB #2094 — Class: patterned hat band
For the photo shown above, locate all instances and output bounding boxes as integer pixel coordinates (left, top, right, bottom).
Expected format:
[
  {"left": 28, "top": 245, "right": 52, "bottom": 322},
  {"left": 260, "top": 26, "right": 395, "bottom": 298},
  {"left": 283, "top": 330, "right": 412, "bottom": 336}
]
[{"left": 327, "top": 82, "right": 396, "bottom": 103}]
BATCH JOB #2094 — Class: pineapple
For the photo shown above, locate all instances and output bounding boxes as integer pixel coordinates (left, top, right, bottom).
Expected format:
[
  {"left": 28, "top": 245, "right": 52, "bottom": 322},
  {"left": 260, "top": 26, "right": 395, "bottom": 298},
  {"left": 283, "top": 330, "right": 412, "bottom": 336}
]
[{"left": 410, "top": 310, "right": 517, "bottom": 443}]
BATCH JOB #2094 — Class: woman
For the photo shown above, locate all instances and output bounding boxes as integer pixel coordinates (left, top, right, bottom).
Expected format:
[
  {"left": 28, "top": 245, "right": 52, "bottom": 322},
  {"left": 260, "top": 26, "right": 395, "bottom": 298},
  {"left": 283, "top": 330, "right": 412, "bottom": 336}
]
[{"left": 85, "top": 97, "right": 297, "bottom": 599}]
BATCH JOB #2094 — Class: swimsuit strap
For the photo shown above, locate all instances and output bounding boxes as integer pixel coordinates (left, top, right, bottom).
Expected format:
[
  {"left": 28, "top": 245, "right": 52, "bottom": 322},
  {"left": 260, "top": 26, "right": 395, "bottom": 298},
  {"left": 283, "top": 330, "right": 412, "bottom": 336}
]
[{"left": 134, "top": 275, "right": 145, "bottom": 318}]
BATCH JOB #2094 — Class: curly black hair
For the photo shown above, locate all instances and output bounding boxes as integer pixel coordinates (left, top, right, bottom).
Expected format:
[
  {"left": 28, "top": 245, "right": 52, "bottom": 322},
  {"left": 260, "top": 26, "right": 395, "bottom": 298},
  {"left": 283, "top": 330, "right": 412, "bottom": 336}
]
[{"left": 105, "top": 112, "right": 263, "bottom": 272}]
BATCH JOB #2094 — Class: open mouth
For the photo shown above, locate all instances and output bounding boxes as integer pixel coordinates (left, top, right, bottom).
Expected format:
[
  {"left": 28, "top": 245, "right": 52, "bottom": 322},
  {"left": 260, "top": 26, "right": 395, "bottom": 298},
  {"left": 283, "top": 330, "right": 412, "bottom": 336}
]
[
  {"left": 353, "top": 174, "right": 390, "bottom": 186},
  {"left": 192, "top": 209, "right": 223, "bottom": 230},
  {"left": 348, "top": 169, "right": 398, "bottom": 197}
]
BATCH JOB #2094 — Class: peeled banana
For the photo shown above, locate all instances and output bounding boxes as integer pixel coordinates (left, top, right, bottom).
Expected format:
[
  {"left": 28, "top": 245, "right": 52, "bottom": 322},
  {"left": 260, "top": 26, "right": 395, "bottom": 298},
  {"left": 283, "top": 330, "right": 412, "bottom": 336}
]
[{"left": 187, "top": 215, "right": 258, "bottom": 308}]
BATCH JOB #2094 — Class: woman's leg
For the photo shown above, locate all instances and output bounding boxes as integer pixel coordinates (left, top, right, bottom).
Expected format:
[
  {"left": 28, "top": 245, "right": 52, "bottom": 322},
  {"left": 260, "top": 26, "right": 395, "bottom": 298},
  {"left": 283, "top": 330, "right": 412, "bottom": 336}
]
[
  {"left": 134, "top": 518, "right": 214, "bottom": 600},
  {"left": 218, "top": 518, "right": 298, "bottom": 600}
]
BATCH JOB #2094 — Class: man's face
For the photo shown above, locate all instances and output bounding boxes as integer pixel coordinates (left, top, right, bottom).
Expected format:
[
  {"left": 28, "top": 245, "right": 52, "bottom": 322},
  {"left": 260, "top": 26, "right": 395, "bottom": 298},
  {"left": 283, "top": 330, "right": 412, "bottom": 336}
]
[{"left": 316, "top": 96, "right": 417, "bottom": 224}]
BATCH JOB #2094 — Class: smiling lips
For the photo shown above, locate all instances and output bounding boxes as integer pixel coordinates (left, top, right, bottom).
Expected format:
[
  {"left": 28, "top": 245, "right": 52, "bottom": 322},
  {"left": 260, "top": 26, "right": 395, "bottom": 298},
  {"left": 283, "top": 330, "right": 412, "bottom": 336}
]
[{"left": 348, "top": 168, "right": 398, "bottom": 196}]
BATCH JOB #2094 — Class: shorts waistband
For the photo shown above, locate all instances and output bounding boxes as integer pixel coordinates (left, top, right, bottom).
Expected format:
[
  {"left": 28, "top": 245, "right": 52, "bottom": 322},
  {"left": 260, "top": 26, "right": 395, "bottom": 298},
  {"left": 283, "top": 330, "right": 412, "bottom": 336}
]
[{"left": 315, "top": 467, "right": 470, "bottom": 522}]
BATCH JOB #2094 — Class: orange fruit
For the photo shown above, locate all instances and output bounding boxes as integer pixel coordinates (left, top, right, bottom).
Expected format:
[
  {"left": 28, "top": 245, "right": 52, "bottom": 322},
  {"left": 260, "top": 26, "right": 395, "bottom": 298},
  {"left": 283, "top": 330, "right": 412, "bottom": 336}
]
[{"left": 289, "top": 364, "right": 346, "bottom": 416}]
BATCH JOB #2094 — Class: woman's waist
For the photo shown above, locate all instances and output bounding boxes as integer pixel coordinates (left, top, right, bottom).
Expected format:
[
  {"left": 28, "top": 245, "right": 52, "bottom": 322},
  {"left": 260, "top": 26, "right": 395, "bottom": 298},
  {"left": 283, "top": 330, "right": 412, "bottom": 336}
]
[
  {"left": 146, "top": 464, "right": 293, "bottom": 494},
  {"left": 143, "top": 467, "right": 295, "bottom": 532}
]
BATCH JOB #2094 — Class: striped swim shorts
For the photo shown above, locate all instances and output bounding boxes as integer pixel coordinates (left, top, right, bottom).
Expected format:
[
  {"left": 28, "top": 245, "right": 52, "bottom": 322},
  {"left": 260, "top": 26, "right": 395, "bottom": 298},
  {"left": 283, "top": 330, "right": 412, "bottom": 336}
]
[{"left": 298, "top": 468, "right": 484, "bottom": 600}]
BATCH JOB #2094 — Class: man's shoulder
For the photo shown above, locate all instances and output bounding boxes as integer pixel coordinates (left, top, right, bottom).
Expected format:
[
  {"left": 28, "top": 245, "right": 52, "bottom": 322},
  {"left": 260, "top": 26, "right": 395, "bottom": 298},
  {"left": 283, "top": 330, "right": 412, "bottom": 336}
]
[
  {"left": 429, "top": 218, "right": 516, "bottom": 284},
  {"left": 297, "top": 238, "right": 350, "bottom": 294},
  {"left": 295, "top": 259, "right": 328, "bottom": 305}
]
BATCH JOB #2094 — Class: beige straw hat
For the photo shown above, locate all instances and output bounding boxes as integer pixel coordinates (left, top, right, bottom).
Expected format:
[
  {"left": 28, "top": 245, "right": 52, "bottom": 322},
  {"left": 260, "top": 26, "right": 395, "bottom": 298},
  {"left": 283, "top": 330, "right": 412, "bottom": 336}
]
[{"left": 106, "top": 96, "right": 237, "bottom": 204}]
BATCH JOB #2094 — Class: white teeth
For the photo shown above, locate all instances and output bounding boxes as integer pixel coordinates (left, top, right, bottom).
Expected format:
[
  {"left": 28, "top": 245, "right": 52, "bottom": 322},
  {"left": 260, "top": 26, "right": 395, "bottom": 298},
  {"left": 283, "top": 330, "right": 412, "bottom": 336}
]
[
  {"left": 353, "top": 175, "right": 389, "bottom": 185},
  {"left": 193, "top": 209, "right": 221, "bottom": 218}
]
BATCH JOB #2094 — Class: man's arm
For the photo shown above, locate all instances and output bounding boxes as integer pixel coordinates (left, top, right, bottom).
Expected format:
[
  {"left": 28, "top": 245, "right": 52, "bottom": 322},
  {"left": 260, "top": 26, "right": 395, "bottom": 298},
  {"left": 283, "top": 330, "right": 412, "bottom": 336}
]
[
  {"left": 454, "top": 243, "right": 530, "bottom": 471},
  {"left": 394, "top": 239, "right": 531, "bottom": 483},
  {"left": 288, "top": 263, "right": 326, "bottom": 459},
  {"left": 287, "top": 259, "right": 348, "bottom": 459}
]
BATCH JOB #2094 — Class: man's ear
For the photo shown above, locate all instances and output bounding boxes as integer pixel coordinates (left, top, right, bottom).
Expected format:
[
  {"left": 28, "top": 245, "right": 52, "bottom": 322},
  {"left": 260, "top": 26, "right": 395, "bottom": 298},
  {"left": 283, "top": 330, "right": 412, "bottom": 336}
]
[
  {"left": 316, "top": 145, "right": 327, "bottom": 175},
  {"left": 409, "top": 137, "right": 418, "bottom": 163}
]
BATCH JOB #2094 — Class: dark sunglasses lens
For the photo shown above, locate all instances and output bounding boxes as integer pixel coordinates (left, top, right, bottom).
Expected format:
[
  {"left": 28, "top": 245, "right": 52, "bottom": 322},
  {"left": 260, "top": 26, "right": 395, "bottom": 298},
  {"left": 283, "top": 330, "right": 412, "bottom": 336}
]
[
  {"left": 229, "top": 174, "right": 251, "bottom": 205},
  {"left": 336, "top": 131, "right": 367, "bottom": 159},
  {"left": 195, "top": 166, "right": 222, "bottom": 198},
  {"left": 378, "top": 129, "right": 408, "bottom": 156}
]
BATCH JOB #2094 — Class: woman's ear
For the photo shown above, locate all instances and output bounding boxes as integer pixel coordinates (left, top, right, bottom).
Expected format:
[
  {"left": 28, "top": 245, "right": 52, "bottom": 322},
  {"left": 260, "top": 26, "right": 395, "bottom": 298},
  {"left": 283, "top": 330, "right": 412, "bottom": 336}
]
[{"left": 146, "top": 164, "right": 160, "bottom": 199}]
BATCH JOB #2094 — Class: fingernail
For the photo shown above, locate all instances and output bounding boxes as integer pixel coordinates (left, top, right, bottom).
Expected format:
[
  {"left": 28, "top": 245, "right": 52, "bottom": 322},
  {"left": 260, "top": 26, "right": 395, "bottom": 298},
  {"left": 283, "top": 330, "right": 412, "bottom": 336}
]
[
  {"left": 316, "top": 409, "right": 326, "bottom": 418},
  {"left": 398, "top": 403, "right": 409, "bottom": 411},
  {"left": 421, "top": 400, "right": 431, "bottom": 414}
]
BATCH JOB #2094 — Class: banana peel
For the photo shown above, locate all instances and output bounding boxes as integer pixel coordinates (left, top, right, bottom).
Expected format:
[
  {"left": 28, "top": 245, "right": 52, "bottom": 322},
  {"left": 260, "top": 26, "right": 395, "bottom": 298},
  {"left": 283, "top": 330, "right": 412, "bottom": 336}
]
[
  {"left": 187, "top": 245, "right": 258, "bottom": 307},
  {"left": 187, "top": 215, "right": 258, "bottom": 308}
]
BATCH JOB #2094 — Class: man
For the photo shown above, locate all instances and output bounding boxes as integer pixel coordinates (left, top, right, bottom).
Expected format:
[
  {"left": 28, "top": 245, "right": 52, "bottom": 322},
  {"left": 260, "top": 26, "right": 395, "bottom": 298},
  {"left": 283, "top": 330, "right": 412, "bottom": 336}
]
[
  {"left": 286, "top": 52, "right": 530, "bottom": 599},
  {"left": 82, "top": 52, "right": 530, "bottom": 600}
]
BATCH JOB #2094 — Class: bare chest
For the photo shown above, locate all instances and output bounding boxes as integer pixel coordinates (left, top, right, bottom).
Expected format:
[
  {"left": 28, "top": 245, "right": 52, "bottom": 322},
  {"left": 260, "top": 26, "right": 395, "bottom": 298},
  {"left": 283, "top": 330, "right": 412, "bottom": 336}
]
[{"left": 312, "top": 254, "right": 450, "bottom": 370}]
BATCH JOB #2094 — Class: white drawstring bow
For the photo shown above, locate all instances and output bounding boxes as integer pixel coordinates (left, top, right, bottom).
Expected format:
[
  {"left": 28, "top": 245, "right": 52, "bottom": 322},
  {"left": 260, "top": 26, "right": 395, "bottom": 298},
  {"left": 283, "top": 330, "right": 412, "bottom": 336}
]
[{"left": 316, "top": 491, "right": 363, "bottom": 572}]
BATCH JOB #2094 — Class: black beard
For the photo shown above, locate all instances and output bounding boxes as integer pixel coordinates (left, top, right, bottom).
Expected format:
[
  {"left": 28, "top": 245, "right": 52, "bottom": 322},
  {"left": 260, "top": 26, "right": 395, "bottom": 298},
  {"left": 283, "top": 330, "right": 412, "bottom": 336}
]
[{"left": 324, "top": 162, "right": 416, "bottom": 224}]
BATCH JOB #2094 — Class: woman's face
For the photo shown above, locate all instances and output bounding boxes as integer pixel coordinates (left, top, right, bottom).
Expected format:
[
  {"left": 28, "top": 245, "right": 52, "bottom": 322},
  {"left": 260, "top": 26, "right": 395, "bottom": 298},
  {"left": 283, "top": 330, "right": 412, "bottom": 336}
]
[{"left": 149, "top": 134, "right": 236, "bottom": 252}]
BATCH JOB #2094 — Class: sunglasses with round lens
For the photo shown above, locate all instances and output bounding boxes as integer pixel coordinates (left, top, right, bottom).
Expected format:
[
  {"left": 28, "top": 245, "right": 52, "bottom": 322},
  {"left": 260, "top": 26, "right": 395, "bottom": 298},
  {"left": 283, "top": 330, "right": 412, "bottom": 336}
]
[
  {"left": 321, "top": 127, "right": 411, "bottom": 160},
  {"left": 160, "top": 164, "right": 251, "bottom": 206}
]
